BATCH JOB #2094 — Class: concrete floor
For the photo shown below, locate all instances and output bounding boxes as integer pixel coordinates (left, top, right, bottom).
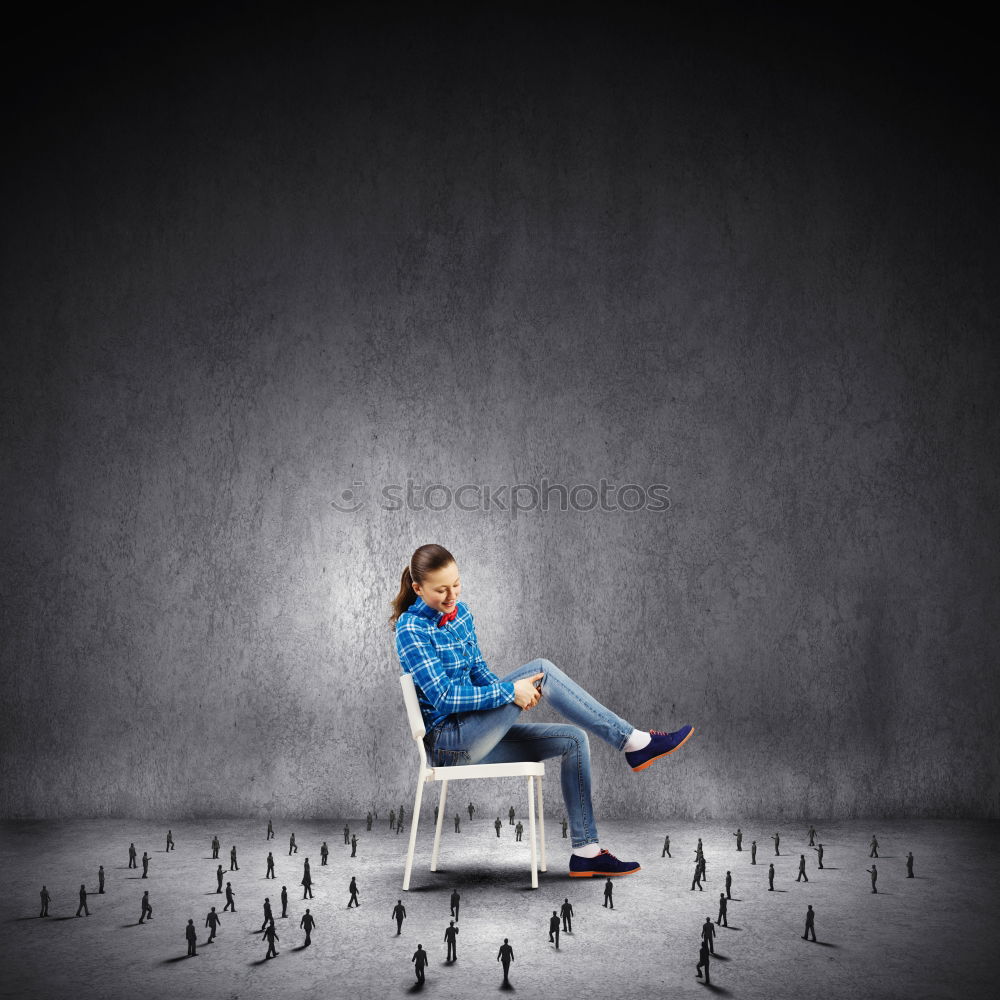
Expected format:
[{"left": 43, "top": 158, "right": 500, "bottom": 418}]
[{"left": 1, "top": 815, "right": 995, "bottom": 1000}]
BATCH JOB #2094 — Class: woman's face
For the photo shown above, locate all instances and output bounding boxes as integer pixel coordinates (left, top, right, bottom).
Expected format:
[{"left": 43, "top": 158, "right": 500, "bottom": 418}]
[{"left": 412, "top": 561, "right": 461, "bottom": 614}]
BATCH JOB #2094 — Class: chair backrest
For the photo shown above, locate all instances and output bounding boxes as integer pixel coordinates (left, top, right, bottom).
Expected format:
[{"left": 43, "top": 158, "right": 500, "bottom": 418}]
[{"left": 399, "top": 672, "right": 428, "bottom": 743}]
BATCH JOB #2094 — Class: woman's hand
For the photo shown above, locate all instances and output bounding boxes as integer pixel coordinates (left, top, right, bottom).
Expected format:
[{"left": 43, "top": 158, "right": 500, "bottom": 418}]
[{"left": 513, "top": 672, "right": 545, "bottom": 710}]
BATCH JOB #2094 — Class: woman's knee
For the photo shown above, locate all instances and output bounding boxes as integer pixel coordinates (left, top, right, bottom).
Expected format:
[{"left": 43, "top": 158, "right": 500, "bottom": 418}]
[{"left": 560, "top": 724, "right": 590, "bottom": 758}]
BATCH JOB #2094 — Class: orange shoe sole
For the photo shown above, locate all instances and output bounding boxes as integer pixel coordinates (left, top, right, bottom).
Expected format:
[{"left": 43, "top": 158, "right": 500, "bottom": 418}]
[{"left": 630, "top": 726, "right": 696, "bottom": 771}]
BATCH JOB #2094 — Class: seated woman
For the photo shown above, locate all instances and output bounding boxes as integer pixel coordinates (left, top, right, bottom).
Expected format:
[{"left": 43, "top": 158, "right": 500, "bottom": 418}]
[{"left": 392, "top": 543, "right": 695, "bottom": 876}]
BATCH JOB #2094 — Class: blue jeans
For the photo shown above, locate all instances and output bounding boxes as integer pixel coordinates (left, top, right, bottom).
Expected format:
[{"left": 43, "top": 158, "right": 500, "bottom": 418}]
[{"left": 425, "top": 657, "right": 635, "bottom": 850}]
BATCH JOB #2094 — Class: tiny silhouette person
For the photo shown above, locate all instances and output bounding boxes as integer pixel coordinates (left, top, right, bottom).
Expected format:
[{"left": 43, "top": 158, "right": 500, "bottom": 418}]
[
  {"left": 266, "top": 852, "right": 275, "bottom": 878},
  {"left": 468, "top": 801, "right": 475, "bottom": 820},
  {"left": 696, "top": 938, "right": 711, "bottom": 984},
  {"left": 216, "top": 865, "right": 224, "bottom": 892},
  {"left": 288, "top": 833, "right": 297, "bottom": 856},
  {"left": 343, "top": 824, "right": 350, "bottom": 845},
  {"left": 76, "top": 884, "right": 89, "bottom": 917},
  {"left": 434, "top": 805, "right": 439, "bottom": 824},
  {"left": 392, "top": 899, "right": 406, "bottom": 934},
  {"left": 691, "top": 861, "right": 704, "bottom": 892},
  {"left": 772, "top": 832, "right": 780, "bottom": 855},
  {"left": 725, "top": 870, "right": 732, "bottom": 899},
  {"left": 444, "top": 919, "right": 459, "bottom": 961},
  {"left": 808, "top": 825, "right": 816, "bottom": 846},
  {"left": 261, "top": 921, "right": 279, "bottom": 959},
  {"left": 716, "top": 892, "right": 728, "bottom": 927},
  {"left": 366, "top": 811, "right": 373, "bottom": 831},
  {"left": 139, "top": 890, "right": 153, "bottom": 924},
  {"left": 797, "top": 854, "right": 808, "bottom": 882},
  {"left": 549, "top": 910, "right": 560, "bottom": 948},
  {"left": 662, "top": 834, "right": 671, "bottom": 857},
  {"left": 211, "top": 835, "right": 220, "bottom": 859},
  {"left": 260, "top": 897, "right": 274, "bottom": 931},
  {"left": 509, "top": 805, "right": 515, "bottom": 825},
  {"left": 515, "top": 820, "right": 524, "bottom": 842},
  {"left": 450, "top": 889, "right": 461, "bottom": 920},
  {"left": 733, "top": 828, "right": 742, "bottom": 851},
  {"left": 40, "top": 885, "right": 51, "bottom": 917},
  {"left": 561, "top": 817, "right": 568, "bottom": 838},
  {"left": 389, "top": 808, "right": 396, "bottom": 830},
  {"left": 280, "top": 885, "right": 288, "bottom": 918},
  {"left": 186, "top": 918, "right": 198, "bottom": 956},
  {"left": 812, "top": 843, "right": 824, "bottom": 869},
  {"left": 205, "top": 906, "right": 220, "bottom": 942},
  {"left": 128, "top": 843, "right": 137, "bottom": 868},
  {"left": 348, "top": 876, "right": 360, "bottom": 908},
  {"left": 560, "top": 897, "right": 574, "bottom": 932},
  {"left": 320, "top": 841, "right": 329, "bottom": 865},
  {"left": 494, "top": 817, "right": 502, "bottom": 837},
  {"left": 230, "top": 845, "right": 239, "bottom": 871},
  {"left": 300, "top": 908, "right": 316, "bottom": 946},
  {"left": 701, "top": 916, "right": 715, "bottom": 955},
  {"left": 497, "top": 938, "right": 514, "bottom": 983},
  {"left": 351, "top": 834, "right": 358, "bottom": 857},
  {"left": 906, "top": 851, "right": 914, "bottom": 877},
  {"left": 224, "top": 882, "right": 236, "bottom": 912},
  {"left": 301, "top": 859, "right": 313, "bottom": 899},
  {"left": 454, "top": 813, "right": 461, "bottom": 833},
  {"left": 768, "top": 863, "right": 775, "bottom": 891},
  {"left": 397, "top": 806, "right": 405, "bottom": 834},
  {"left": 267, "top": 819, "right": 274, "bottom": 840},
  {"left": 166, "top": 829, "right": 174, "bottom": 852},
  {"left": 412, "top": 942, "right": 428, "bottom": 982},
  {"left": 98, "top": 865, "right": 105, "bottom": 893},
  {"left": 751, "top": 840, "right": 757, "bottom": 865},
  {"left": 803, "top": 904, "right": 817, "bottom": 941},
  {"left": 604, "top": 877, "right": 614, "bottom": 908},
  {"left": 141, "top": 851, "right": 150, "bottom": 878},
  {"left": 867, "top": 864, "right": 878, "bottom": 893},
  {"left": 869, "top": 835, "right": 879, "bottom": 858}
]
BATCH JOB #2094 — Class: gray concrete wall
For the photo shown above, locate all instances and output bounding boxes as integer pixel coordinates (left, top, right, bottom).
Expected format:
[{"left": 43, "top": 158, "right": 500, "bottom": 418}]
[{"left": 2, "top": 8, "right": 998, "bottom": 820}]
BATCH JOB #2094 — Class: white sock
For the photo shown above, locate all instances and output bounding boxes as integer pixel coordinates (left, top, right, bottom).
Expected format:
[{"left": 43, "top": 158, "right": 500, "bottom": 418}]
[
  {"left": 623, "top": 728, "right": 651, "bottom": 752},
  {"left": 573, "top": 843, "right": 602, "bottom": 858}
]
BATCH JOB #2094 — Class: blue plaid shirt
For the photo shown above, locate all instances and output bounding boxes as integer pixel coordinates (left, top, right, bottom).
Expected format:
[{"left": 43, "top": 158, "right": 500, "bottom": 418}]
[{"left": 395, "top": 596, "right": 515, "bottom": 731}]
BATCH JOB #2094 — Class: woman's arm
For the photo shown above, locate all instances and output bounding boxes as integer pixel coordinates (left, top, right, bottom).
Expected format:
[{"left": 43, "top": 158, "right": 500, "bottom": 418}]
[{"left": 396, "top": 618, "right": 515, "bottom": 715}]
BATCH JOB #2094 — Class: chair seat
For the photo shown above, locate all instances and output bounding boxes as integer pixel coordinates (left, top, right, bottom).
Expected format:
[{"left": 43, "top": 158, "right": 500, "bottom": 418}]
[{"left": 427, "top": 761, "right": 545, "bottom": 781}]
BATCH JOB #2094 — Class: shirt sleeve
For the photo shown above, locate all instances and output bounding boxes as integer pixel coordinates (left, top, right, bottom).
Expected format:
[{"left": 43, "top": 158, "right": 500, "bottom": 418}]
[{"left": 396, "top": 616, "right": 514, "bottom": 715}]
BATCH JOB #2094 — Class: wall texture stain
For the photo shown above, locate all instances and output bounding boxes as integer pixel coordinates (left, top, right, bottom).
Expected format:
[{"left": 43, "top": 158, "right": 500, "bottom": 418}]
[{"left": 1, "top": 9, "right": 998, "bottom": 820}]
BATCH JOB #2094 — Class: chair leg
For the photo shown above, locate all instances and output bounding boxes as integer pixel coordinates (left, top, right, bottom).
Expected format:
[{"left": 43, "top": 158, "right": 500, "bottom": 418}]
[
  {"left": 536, "top": 775, "right": 547, "bottom": 872},
  {"left": 403, "top": 772, "right": 427, "bottom": 891},
  {"left": 527, "top": 775, "right": 538, "bottom": 889},
  {"left": 431, "top": 779, "right": 448, "bottom": 872}
]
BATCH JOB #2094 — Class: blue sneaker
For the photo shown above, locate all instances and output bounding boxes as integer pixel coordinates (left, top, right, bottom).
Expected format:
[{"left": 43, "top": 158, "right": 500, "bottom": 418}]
[
  {"left": 569, "top": 849, "right": 641, "bottom": 877},
  {"left": 625, "top": 726, "right": 695, "bottom": 772}
]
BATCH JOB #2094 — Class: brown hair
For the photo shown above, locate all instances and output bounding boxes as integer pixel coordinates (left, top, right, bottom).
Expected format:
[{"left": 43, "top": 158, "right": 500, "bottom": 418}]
[{"left": 389, "top": 543, "right": 457, "bottom": 628}]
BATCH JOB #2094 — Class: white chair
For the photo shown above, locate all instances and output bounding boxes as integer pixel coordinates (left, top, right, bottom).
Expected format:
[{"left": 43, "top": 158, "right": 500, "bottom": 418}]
[{"left": 399, "top": 672, "right": 547, "bottom": 889}]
